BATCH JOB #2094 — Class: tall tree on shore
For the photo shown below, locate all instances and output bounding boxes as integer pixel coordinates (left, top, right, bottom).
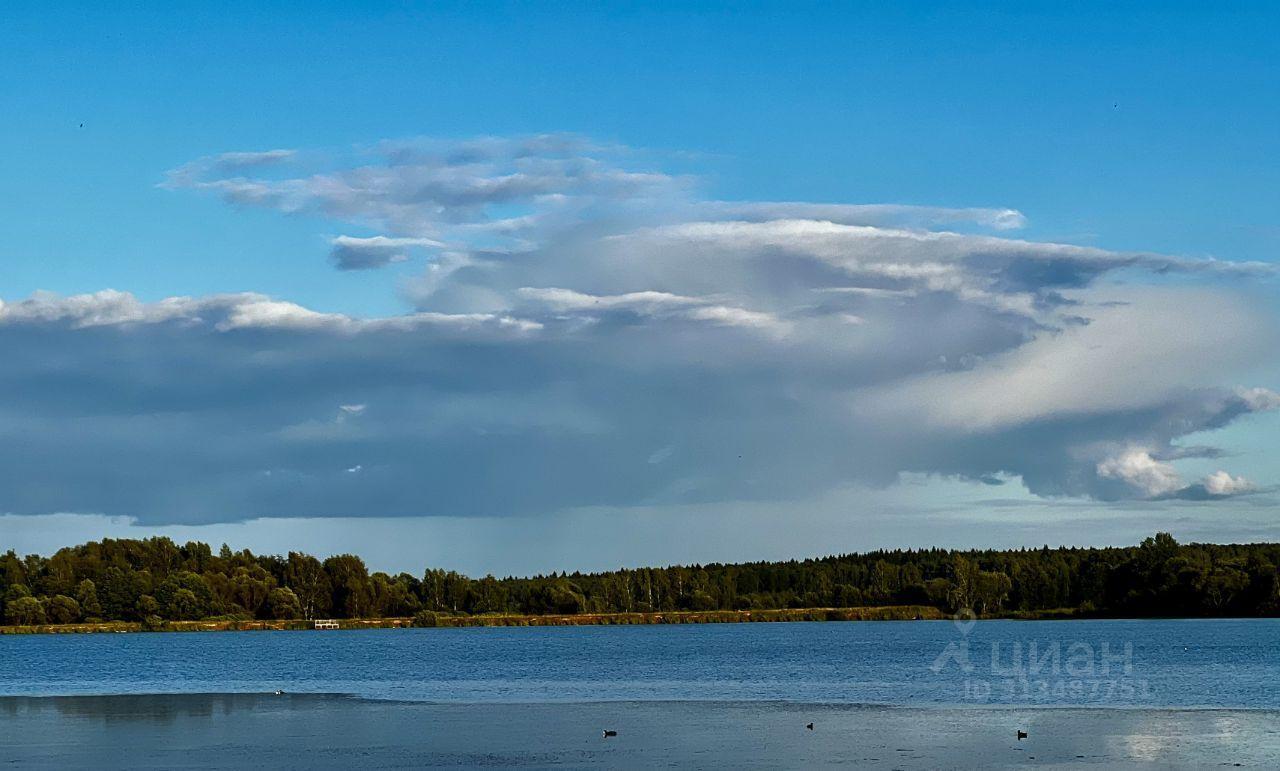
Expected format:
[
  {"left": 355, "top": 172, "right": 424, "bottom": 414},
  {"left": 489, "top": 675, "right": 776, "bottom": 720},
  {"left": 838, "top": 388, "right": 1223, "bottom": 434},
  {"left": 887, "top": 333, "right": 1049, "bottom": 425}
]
[
  {"left": 324, "top": 555, "right": 372, "bottom": 618},
  {"left": 285, "top": 552, "right": 331, "bottom": 619}
]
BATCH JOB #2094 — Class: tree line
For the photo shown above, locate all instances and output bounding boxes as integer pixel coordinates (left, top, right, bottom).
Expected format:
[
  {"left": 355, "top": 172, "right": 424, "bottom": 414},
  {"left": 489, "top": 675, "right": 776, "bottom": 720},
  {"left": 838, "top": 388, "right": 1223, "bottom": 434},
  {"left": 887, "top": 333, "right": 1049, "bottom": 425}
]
[{"left": 1, "top": 532, "right": 1277, "bottom": 626}]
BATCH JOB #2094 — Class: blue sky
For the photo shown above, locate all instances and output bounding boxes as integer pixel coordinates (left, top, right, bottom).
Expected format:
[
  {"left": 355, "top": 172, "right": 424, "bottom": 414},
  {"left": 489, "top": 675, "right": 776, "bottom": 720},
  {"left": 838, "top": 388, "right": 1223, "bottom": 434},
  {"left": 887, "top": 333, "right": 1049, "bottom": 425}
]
[{"left": 2, "top": 2, "right": 1278, "bottom": 574}]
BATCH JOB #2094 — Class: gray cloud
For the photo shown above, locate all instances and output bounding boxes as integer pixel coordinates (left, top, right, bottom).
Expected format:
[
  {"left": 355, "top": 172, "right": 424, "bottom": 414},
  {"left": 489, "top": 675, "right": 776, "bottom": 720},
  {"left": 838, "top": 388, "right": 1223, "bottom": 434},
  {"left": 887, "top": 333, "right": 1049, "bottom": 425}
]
[
  {"left": 0, "top": 287, "right": 1273, "bottom": 525},
  {"left": 329, "top": 235, "right": 444, "bottom": 270},
  {"left": 1, "top": 135, "right": 1274, "bottom": 524}
]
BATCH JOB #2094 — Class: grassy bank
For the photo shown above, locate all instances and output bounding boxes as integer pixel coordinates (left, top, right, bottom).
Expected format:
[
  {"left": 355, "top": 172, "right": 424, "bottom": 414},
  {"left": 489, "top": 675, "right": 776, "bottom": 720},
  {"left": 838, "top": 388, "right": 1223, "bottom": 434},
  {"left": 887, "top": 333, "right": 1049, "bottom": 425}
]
[{"left": 0, "top": 605, "right": 943, "bottom": 635}]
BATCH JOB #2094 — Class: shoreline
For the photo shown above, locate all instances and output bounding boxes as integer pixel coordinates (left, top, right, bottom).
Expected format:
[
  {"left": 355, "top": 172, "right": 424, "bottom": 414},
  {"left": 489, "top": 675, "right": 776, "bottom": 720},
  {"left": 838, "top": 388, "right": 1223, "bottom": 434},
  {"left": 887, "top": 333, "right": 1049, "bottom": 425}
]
[
  {"left": 5, "top": 605, "right": 1269, "bottom": 635},
  {"left": 5, "top": 692, "right": 1280, "bottom": 713},
  {"left": 0, "top": 604, "right": 943, "bottom": 635}
]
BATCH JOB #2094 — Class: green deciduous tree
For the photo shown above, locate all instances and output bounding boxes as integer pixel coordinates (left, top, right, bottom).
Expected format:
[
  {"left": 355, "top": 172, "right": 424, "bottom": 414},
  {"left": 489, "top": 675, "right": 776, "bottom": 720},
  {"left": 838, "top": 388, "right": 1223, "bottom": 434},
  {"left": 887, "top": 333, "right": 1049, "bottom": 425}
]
[
  {"left": 324, "top": 555, "right": 372, "bottom": 618},
  {"left": 265, "top": 587, "right": 304, "bottom": 619},
  {"left": 75, "top": 579, "right": 103, "bottom": 619},
  {"left": 45, "top": 594, "right": 81, "bottom": 624},
  {"left": 5, "top": 596, "right": 46, "bottom": 625}
]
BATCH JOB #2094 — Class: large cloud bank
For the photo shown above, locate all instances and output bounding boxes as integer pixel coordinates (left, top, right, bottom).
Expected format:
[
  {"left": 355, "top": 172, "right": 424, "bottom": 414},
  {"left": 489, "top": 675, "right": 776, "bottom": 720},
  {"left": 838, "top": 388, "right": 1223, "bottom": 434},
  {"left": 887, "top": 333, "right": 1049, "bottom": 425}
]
[{"left": 1, "top": 135, "right": 1275, "bottom": 524}]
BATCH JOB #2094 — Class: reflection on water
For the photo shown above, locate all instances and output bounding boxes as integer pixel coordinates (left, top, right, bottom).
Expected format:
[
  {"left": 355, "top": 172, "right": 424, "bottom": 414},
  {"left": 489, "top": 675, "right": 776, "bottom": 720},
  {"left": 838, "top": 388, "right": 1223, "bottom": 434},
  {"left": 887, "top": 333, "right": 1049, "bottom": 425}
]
[
  {"left": 0, "top": 693, "right": 350, "bottom": 724},
  {"left": 0, "top": 695, "right": 1277, "bottom": 769},
  {"left": 1120, "top": 730, "right": 1169, "bottom": 763}
]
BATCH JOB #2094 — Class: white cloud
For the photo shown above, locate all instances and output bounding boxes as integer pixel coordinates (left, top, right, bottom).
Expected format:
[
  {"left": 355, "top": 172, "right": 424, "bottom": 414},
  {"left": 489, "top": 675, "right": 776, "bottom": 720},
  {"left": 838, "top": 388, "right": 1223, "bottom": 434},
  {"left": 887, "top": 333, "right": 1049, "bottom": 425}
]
[
  {"left": 694, "top": 201, "right": 1028, "bottom": 230},
  {"left": 1094, "top": 451, "right": 1261, "bottom": 501},
  {"left": 683, "top": 304, "right": 783, "bottom": 330},
  {"left": 517, "top": 287, "right": 705, "bottom": 312},
  {"left": 0, "top": 289, "right": 198, "bottom": 328},
  {"left": 1238, "top": 387, "right": 1280, "bottom": 412},
  {"left": 0, "top": 290, "right": 543, "bottom": 337},
  {"left": 1201, "top": 470, "right": 1256, "bottom": 497},
  {"left": 1097, "top": 449, "right": 1185, "bottom": 498},
  {"left": 861, "top": 288, "right": 1276, "bottom": 431},
  {"left": 516, "top": 287, "right": 783, "bottom": 332}
]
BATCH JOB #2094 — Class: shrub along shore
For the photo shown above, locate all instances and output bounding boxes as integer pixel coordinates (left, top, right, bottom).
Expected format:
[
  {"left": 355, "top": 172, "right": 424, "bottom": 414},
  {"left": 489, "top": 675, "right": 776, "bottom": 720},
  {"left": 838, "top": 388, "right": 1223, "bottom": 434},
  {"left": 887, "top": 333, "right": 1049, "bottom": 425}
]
[{"left": 0, "top": 605, "right": 943, "bottom": 634}]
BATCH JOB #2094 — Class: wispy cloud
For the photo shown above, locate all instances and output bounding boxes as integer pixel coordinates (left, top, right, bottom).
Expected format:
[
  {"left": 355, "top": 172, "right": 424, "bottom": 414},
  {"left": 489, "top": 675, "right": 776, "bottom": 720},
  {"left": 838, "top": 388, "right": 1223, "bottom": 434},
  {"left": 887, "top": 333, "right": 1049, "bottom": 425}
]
[{"left": 164, "top": 134, "right": 690, "bottom": 267}]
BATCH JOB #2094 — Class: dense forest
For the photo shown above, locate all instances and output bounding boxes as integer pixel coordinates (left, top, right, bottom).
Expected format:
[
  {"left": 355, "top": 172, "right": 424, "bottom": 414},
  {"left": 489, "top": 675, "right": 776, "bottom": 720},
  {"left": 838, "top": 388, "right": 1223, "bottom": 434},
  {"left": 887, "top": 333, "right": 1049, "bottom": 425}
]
[{"left": 2, "top": 533, "right": 1277, "bottom": 626}]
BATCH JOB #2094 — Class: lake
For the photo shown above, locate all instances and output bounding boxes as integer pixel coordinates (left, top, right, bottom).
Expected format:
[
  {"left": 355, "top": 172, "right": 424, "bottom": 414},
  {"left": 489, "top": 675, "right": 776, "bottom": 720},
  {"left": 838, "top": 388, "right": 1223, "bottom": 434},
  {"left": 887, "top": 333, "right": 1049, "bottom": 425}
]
[
  {"left": 3, "top": 619, "right": 1277, "bottom": 707},
  {"left": 2, "top": 619, "right": 1279, "bottom": 768}
]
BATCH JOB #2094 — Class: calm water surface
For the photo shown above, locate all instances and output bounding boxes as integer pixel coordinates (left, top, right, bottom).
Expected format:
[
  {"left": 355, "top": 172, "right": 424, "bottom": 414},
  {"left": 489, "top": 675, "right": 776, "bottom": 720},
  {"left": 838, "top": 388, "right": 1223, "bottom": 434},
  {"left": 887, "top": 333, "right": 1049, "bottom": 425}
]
[{"left": 2, "top": 619, "right": 1276, "bottom": 708}]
